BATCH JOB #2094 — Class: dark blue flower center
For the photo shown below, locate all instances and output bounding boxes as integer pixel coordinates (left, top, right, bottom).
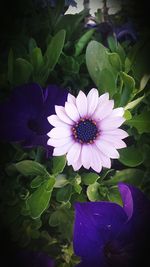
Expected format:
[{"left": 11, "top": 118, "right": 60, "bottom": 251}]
[{"left": 72, "top": 119, "right": 99, "bottom": 144}]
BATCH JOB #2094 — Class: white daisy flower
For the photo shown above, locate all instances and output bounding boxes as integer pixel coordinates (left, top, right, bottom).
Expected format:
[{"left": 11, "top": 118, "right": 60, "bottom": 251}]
[{"left": 47, "top": 89, "right": 128, "bottom": 172}]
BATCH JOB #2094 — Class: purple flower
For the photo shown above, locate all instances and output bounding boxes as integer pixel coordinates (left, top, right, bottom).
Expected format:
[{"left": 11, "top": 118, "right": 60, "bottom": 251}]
[
  {"left": 85, "top": 20, "right": 137, "bottom": 46},
  {"left": 0, "top": 83, "right": 68, "bottom": 153},
  {"left": 114, "top": 21, "right": 137, "bottom": 44},
  {"left": 15, "top": 251, "right": 54, "bottom": 267},
  {"left": 73, "top": 183, "right": 150, "bottom": 267}
]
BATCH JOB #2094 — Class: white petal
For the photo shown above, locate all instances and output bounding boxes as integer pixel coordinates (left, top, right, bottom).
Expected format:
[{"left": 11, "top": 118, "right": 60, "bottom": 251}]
[
  {"left": 95, "top": 139, "right": 119, "bottom": 159},
  {"left": 65, "top": 102, "right": 80, "bottom": 122},
  {"left": 76, "top": 91, "right": 87, "bottom": 117},
  {"left": 93, "top": 100, "right": 114, "bottom": 120},
  {"left": 99, "top": 117, "right": 125, "bottom": 130},
  {"left": 99, "top": 92, "right": 109, "bottom": 103},
  {"left": 100, "top": 134, "right": 127, "bottom": 149},
  {"left": 67, "top": 93, "right": 76, "bottom": 105},
  {"left": 87, "top": 88, "right": 99, "bottom": 116},
  {"left": 102, "top": 129, "right": 129, "bottom": 139},
  {"left": 72, "top": 155, "right": 82, "bottom": 171},
  {"left": 47, "top": 136, "right": 72, "bottom": 147},
  {"left": 53, "top": 140, "right": 74, "bottom": 156},
  {"left": 109, "top": 107, "right": 124, "bottom": 117},
  {"left": 89, "top": 145, "right": 102, "bottom": 173},
  {"left": 47, "top": 115, "right": 67, "bottom": 127},
  {"left": 55, "top": 105, "right": 73, "bottom": 125},
  {"left": 81, "top": 144, "right": 91, "bottom": 169},
  {"left": 67, "top": 142, "right": 81, "bottom": 164},
  {"left": 47, "top": 127, "right": 71, "bottom": 138}
]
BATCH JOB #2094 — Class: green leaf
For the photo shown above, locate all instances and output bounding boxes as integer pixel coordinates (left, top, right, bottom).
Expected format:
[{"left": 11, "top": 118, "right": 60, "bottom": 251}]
[
  {"left": 107, "top": 35, "right": 117, "bottom": 52},
  {"left": 55, "top": 13, "right": 86, "bottom": 40},
  {"left": 27, "top": 177, "right": 55, "bottom": 219},
  {"left": 56, "top": 184, "right": 73, "bottom": 202},
  {"left": 7, "top": 49, "right": 14, "bottom": 84},
  {"left": 139, "top": 74, "right": 150, "bottom": 92},
  {"left": 14, "top": 58, "right": 33, "bottom": 85},
  {"left": 54, "top": 174, "right": 69, "bottom": 188},
  {"left": 125, "top": 111, "right": 150, "bottom": 134},
  {"left": 39, "top": 29, "right": 66, "bottom": 85},
  {"left": 107, "top": 186, "right": 122, "bottom": 205},
  {"left": 104, "top": 168, "right": 144, "bottom": 187},
  {"left": 124, "top": 110, "right": 132, "bottom": 120},
  {"left": 124, "top": 95, "right": 145, "bottom": 110},
  {"left": 52, "top": 156, "right": 66, "bottom": 175},
  {"left": 28, "top": 38, "right": 37, "bottom": 55},
  {"left": 119, "top": 146, "right": 144, "bottom": 167},
  {"left": 119, "top": 72, "right": 135, "bottom": 106},
  {"left": 15, "top": 160, "right": 48, "bottom": 177},
  {"left": 30, "top": 176, "right": 44, "bottom": 188},
  {"left": 74, "top": 29, "right": 95, "bottom": 57},
  {"left": 87, "top": 182, "right": 100, "bottom": 201},
  {"left": 107, "top": 52, "right": 122, "bottom": 71},
  {"left": 31, "top": 47, "right": 44, "bottom": 73},
  {"left": 44, "top": 29, "right": 66, "bottom": 71},
  {"left": 82, "top": 172, "right": 100, "bottom": 185},
  {"left": 86, "top": 40, "right": 116, "bottom": 96}
]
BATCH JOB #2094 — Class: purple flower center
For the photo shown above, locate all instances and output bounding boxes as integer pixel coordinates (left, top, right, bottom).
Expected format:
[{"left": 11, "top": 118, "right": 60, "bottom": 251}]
[{"left": 72, "top": 119, "right": 99, "bottom": 144}]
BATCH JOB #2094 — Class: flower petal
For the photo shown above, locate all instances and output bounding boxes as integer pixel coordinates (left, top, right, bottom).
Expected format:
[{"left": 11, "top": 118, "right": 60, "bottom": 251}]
[
  {"left": 99, "top": 92, "right": 109, "bottom": 103},
  {"left": 67, "top": 142, "right": 81, "bottom": 164},
  {"left": 93, "top": 100, "right": 114, "bottom": 120},
  {"left": 110, "top": 107, "right": 124, "bottom": 117},
  {"left": 65, "top": 102, "right": 80, "bottom": 122},
  {"left": 81, "top": 144, "right": 91, "bottom": 169},
  {"left": 47, "top": 136, "right": 72, "bottom": 147},
  {"left": 73, "top": 201, "right": 127, "bottom": 263},
  {"left": 76, "top": 91, "right": 87, "bottom": 117},
  {"left": 90, "top": 145, "right": 102, "bottom": 173},
  {"left": 87, "top": 88, "right": 99, "bottom": 116},
  {"left": 47, "top": 127, "right": 71, "bottom": 138},
  {"left": 102, "top": 129, "right": 129, "bottom": 139},
  {"left": 72, "top": 155, "right": 82, "bottom": 171},
  {"left": 47, "top": 115, "right": 67, "bottom": 127},
  {"left": 67, "top": 93, "right": 76, "bottom": 105},
  {"left": 95, "top": 139, "right": 120, "bottom": 159},
  {"left": 99, "top": 117, "right": 125, "bottom": 130},
  {"left": 100, "top": 134, "right": 127, "bottom": 149},
  {"left": 55, "top": 105, "right": 73, "bottom": 125},
  {"left": 53, "top": 140, "right": 74, "bottom": 156}
]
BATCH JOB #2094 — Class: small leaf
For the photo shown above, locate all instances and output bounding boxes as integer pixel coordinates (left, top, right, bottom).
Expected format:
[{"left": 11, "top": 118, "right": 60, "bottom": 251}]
[
  {"left": 139, "top": 74, "right": 150, "bottom": 92},
  {"left": 56, "top": 184, "right": 73, "bottom": 202},
  {"left": 82, "top": 172, "right": 100, "bottom": 185},
  {"left": 104, "top": 168, "right": 144, "bottom": 186},
  {"left": 107, "top": 35, "right": 117, "bottom": 52},
  {"left": 120, "top": 72, "right": 135, "bottom": 105},
  {"left": 31, "top": 47, "right": 44, "bottom": 73},
  {"left": 14, "top": 58, "right": 33, "bottom": 85},
  {"left": 74, "top": 29, "right": 95, "bottom": 57},
  {"left": 30, "top": 176, "right": 44, "bottom": 188},
  {"left": 108, "top": 52, "right": 122, "bottom": 71},
  {"left": 52, "top": 156, "right": 66, "bottom": 175},
  {"left": 27, "top": 177, "right": 55, "bottom": 219},
  {"left": 124, "top": 95, "right": 145, "bottom": 110},
  {"left": 86, "top": 40, "right": 116, "bottom": 96},
  {"left": 87, "top": 182, "right": 100, "bottom": 201},
  {"left": 124, "top": 110, "right": 132, "bottom": 120},
  {"left": 125, "top": 111, "right": 150, "bottom": 134},
  {"left": 54, "top": 174, "right": 69, "bottom": 188},
  {"left": 15, "top": 160, "right": 48, "bottom": 177},
  {"left": 119, "top": 146, "right": 144, "bottom": 167},
  {"left": 28, "top": 38, "right": 37, "bottom": 55}
]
